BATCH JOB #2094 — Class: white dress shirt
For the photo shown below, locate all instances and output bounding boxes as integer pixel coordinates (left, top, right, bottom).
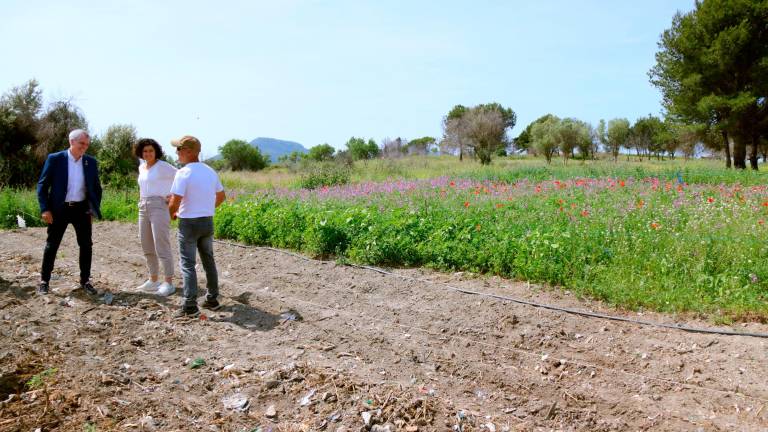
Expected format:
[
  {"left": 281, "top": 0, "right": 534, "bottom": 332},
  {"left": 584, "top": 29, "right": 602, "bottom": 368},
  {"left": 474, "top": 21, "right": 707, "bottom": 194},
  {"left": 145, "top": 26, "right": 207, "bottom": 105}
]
[
  {"left": 138, "top": 160, "right": 178, "bottom": 198},
  {"left": 65, "top": 149, "right": 86, "bottom": 202}
]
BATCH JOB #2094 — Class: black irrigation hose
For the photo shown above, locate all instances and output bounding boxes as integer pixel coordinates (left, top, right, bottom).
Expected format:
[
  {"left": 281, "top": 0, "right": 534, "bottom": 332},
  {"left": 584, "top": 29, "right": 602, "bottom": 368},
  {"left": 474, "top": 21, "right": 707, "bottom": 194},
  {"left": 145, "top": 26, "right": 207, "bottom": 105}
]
[
  {"left": 354, "top": 264, "right": 768, "bottom": 339},
  {"left": 214, "top": 239, "right": 768, "bottom": 339}
]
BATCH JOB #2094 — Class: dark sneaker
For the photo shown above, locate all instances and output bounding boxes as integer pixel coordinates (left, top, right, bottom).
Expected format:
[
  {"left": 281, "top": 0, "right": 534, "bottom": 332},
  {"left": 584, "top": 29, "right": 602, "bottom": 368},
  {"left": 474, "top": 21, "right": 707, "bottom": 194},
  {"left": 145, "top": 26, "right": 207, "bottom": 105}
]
[
  {"left": 174, "top": 308, "right": 200, "bottom": 320},
  {"left": 81, "top": 281, "right": 98, "bottom": 296},
  {"left": 201, "top": 298, "right": 221, "bottom": 311},
  {"left": 37, "top": 281, "right": 49, "bottom": 295}
]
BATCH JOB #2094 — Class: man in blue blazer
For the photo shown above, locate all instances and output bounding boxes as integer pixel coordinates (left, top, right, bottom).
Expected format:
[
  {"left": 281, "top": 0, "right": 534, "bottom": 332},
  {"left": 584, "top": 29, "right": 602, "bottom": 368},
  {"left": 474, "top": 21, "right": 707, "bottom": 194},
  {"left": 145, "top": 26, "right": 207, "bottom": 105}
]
[{"left": 36, "top": 129, "right": 103, "bottom": 295}]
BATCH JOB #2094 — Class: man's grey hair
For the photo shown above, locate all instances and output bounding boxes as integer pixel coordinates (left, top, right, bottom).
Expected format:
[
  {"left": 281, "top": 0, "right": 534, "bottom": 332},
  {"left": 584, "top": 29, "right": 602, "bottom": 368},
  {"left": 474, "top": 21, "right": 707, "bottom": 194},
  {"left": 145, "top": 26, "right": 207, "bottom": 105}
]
[{"left": 69, "top": 129, "right": 89, "bottom": 142}]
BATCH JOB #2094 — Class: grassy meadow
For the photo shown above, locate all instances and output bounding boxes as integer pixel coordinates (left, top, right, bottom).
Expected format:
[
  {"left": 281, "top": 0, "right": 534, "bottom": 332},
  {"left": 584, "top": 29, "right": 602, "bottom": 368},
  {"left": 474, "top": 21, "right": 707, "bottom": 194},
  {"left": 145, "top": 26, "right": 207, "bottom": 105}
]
[{"left": 3, "top": 155, "right": 768, "bottom": 322}]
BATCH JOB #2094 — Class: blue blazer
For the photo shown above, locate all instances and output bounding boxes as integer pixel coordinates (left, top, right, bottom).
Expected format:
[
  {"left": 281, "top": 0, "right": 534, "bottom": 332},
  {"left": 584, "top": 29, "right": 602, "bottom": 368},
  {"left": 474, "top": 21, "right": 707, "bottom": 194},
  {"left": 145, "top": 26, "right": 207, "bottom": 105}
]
[{"left": 37, "top": 150, "right": 103, "bottom": 219}]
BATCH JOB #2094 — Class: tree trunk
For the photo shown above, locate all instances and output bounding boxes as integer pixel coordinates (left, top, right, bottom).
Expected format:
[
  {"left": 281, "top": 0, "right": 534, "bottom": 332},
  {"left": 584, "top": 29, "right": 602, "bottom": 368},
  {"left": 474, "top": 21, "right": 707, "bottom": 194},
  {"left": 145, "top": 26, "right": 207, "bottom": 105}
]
[
  {"left": 722, "top": 130, "right": 731, "bottom": 169},
  {"left": 749, "top": 134, "right": 759, "bottom": 170},
  {"left": 732, "top": 135, "right": 747, "bottom": 169}
]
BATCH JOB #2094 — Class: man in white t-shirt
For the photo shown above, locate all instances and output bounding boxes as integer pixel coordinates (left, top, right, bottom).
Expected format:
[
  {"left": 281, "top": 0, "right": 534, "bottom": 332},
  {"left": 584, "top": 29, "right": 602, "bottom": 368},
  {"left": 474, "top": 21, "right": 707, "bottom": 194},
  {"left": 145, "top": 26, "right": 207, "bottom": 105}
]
[{"left": 168, "top": 135, "right": 226, "bottom": 318}]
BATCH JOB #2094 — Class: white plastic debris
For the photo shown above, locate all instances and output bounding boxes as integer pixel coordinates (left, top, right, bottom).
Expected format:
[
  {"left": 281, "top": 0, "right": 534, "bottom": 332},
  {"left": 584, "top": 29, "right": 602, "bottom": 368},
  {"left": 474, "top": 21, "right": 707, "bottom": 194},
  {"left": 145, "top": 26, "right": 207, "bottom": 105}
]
[
  {"left": 361, "top": 411, "right": 373, "bottom": 425},
  {"left": 222, "top": 393, "right": 249, "bottom": 411},
  {"left": 299, "top": 388, "right": 316, "bottom": 406}
]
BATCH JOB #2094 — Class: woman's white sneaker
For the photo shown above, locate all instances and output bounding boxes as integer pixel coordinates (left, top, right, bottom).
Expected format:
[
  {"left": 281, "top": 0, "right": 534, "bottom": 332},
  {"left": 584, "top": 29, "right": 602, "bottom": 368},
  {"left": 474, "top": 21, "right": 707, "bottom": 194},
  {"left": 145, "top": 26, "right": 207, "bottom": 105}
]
[
  {"left": 138, "top": 280, "right": 160, "bottom": 292},
  {"left": 157, "top": 282, "right": 175, "bottom": 297}
]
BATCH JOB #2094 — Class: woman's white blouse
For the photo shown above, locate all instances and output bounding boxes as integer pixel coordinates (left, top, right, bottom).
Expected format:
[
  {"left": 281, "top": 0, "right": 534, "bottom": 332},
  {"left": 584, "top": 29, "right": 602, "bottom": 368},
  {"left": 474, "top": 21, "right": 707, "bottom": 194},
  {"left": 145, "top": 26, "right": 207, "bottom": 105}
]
[{"left": 138, "top": 160, "right": 178, "bottom": 198}]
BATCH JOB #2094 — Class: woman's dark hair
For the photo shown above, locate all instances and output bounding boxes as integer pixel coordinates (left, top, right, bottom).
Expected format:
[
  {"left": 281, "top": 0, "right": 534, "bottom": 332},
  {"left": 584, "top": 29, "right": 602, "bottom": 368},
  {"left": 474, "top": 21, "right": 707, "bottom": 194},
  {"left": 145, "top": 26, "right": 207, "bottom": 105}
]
[{"left": 134, "top": 138, "right": 164, "bottom": 160}]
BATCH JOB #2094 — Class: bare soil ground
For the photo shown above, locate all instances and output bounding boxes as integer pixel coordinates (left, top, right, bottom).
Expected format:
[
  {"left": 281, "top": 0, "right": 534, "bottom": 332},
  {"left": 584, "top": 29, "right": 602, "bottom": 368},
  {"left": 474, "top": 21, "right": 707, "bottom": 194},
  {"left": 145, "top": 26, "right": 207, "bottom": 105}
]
[{"left": 1, "top": 222, "right": 767, "bottom": 431}]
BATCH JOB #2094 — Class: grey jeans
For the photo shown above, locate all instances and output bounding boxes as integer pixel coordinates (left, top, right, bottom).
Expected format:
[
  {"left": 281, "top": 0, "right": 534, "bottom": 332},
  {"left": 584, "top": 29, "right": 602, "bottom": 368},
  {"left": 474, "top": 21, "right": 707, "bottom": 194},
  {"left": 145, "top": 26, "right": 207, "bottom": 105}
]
[
  {"left": 138, "top": 196, "right": 174, "bottom": 278},
  {"left": 178, "top": 216, "right": 219, "bottom": 310}
]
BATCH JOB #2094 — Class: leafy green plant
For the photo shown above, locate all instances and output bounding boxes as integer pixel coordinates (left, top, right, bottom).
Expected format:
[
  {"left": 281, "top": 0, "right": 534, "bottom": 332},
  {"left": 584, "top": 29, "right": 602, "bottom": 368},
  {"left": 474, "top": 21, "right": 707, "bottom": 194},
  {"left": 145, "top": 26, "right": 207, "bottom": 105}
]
[
  {"left": 213, "top": 173, "right": 768, "bottom": 321},
  {"left": 26, "top": 367, "right": 57, "bottom": 389},
  {"left": 299, "top": 162, "right": 350, "bottom": 189},
  {"left": 190, "top": 358, "right": 206, "bottom": 369}
]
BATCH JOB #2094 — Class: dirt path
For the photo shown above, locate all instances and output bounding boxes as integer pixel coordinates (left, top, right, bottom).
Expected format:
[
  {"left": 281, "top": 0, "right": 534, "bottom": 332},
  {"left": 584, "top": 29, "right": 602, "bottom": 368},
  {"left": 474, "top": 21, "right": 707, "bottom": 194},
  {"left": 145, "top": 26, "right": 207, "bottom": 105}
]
[{"left": 1, "top": 222, "right": 767, "bottom": 431}]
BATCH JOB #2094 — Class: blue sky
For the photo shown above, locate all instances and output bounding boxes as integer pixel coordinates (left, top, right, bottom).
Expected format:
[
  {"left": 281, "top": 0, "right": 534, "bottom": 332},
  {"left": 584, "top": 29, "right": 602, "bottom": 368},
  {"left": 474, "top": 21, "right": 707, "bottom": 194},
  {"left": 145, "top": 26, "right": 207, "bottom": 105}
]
[{"left": 1, "top": 0, "right": 694, "bottom": 158}]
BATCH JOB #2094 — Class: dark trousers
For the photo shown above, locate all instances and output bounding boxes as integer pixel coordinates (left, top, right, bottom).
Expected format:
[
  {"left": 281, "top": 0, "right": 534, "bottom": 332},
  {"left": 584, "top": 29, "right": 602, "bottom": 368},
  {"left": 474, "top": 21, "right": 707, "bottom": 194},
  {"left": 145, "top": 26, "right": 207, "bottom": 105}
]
[
  {"left": 40, "top": 202, "right": 92, "bottom": 284},
  {"left": 178, "top": 216, "right": 218, "bottom": 310}
]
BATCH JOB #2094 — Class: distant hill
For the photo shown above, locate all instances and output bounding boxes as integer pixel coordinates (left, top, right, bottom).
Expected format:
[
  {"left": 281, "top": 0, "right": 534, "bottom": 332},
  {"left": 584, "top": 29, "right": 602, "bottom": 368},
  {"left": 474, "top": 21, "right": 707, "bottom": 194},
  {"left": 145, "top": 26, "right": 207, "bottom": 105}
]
[{"left": 250, "top": 137, "right": 308, "bottom": 163}]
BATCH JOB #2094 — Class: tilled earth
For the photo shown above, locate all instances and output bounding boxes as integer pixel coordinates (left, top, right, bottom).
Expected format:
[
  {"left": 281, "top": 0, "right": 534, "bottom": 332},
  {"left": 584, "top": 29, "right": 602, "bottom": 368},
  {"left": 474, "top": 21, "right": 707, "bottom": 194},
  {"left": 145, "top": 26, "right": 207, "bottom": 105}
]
[{"left": 0, "top": 222, "right": 767, "bottom": 431}]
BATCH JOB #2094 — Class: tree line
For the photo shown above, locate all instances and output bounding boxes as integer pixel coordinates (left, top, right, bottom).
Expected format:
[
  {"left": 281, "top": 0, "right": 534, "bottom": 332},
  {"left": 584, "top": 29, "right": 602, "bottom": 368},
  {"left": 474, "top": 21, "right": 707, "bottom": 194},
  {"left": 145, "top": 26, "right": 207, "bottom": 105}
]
[{"left": 0, "top": 80, "right": 148, "bottom": 188}]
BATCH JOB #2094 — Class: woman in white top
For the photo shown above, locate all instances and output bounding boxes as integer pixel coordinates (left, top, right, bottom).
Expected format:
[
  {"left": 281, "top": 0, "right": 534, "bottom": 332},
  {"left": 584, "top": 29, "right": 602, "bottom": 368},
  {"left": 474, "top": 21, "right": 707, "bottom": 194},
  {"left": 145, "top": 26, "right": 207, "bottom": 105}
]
[{"left": 134, "top": 138, "right": 178, "bottom": 296}]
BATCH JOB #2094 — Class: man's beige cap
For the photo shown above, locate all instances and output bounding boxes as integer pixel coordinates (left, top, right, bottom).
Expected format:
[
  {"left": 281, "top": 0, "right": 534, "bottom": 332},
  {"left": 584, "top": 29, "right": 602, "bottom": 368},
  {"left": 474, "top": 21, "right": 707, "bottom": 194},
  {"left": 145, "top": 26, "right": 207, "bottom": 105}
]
[{"left": 171, "top": 135, "right": 201, "bottom": 152}]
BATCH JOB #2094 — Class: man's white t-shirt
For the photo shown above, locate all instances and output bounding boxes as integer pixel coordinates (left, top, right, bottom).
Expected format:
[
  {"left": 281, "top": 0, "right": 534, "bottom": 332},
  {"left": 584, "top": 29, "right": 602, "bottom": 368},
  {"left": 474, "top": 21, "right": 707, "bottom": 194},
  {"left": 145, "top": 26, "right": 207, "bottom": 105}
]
[
  {"left": 169, "top": 162, "right": 224, "bottom": 218},
  {"left": 138, "top": 160, "right": 177, "bottom": 198}
]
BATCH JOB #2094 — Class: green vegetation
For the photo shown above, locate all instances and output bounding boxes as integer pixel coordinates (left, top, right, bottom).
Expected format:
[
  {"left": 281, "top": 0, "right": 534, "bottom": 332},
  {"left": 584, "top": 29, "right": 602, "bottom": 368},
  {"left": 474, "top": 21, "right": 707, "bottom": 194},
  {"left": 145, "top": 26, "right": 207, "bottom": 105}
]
[
  {"left": 442, "top": 103, "right": 516, "bottom": 164},
  {"left": 650, "top": 0, "right": 767, "bottom": 169},
  {"left": 306, "top": 143, "right": 336, "bottom": 162},
  {"left": 4, "top": 156, "right": 768, "bottom": 321},
  {"left": 228, "top": 156, "right": 768, "bottom": 189},
  {"left": 190, "top": 358, "right": 206, "bottom": 369},
  {"left": 219, "top": 139, "right": 269, "bottom": 171},
  {"left": 298, "top": 162, "right": 351, "bottom": 190},
  {"left": 1, "top": 188, "right": 138, "bottom": 228},
  {"left": 26, "top": 367, "right": 57, "bottom": 389},
  {"left": 212, "top": 156, "right": 768, "bottom": 322},
  {"left": 96, "top": 124, "right": 139, "bottom": 186},
  {"left": 345, "top": 137, "right": 380, "bottom": 161}
]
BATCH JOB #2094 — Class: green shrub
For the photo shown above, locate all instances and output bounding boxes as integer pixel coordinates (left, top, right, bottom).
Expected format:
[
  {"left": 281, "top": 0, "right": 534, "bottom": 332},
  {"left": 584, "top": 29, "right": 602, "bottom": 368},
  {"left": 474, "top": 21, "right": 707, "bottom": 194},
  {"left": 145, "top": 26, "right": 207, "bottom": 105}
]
[
  {"left": 0, "top": 188, "right": 138, "bottom": 228},
  {"left": 100, "top": 189, "right": 138, "bottom": 221},
  {"left": 299, "top": 162, "right": 350, "bottom": 189},
  {"left": 0, "top": 188, "right": 46, "bottom": 228}
]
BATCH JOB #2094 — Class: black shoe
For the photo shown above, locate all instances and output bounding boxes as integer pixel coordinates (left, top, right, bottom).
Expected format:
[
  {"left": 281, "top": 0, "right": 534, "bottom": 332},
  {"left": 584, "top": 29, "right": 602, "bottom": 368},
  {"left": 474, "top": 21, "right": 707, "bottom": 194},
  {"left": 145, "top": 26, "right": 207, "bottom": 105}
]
[
  {"left": 81, "top": 281, "right": 98, "bottom": 296},
  {"left": 37, "top": 281, "right": 49, "bottom": 295},
  {"left": 174, "top": 308, "right": 200, "bottom": 320},
  {"left": 201, "top": 298, "right": 221, "bottom": 311}
]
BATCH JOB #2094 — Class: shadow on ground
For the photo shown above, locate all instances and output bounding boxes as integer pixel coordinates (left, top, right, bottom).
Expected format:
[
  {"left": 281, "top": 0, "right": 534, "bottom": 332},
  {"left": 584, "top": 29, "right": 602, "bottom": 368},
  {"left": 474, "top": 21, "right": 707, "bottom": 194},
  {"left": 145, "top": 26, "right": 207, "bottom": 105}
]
[
  {"left": 211, "top": 291, "right": 282, "bottom": 331},
  {"left": 0, "top": 276, "right": 34, "bottom": 302}
]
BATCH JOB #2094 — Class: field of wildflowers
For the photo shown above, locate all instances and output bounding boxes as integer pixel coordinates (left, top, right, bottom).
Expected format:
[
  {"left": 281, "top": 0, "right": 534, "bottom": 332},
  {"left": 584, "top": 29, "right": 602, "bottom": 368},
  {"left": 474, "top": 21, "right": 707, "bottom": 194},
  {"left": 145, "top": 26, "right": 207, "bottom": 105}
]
[
  {"left": 3, "top": 157, "right": 768, "bottom": 320},
  {"left": 216, "top": 169, "right": 768, "bottom": 321}
]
